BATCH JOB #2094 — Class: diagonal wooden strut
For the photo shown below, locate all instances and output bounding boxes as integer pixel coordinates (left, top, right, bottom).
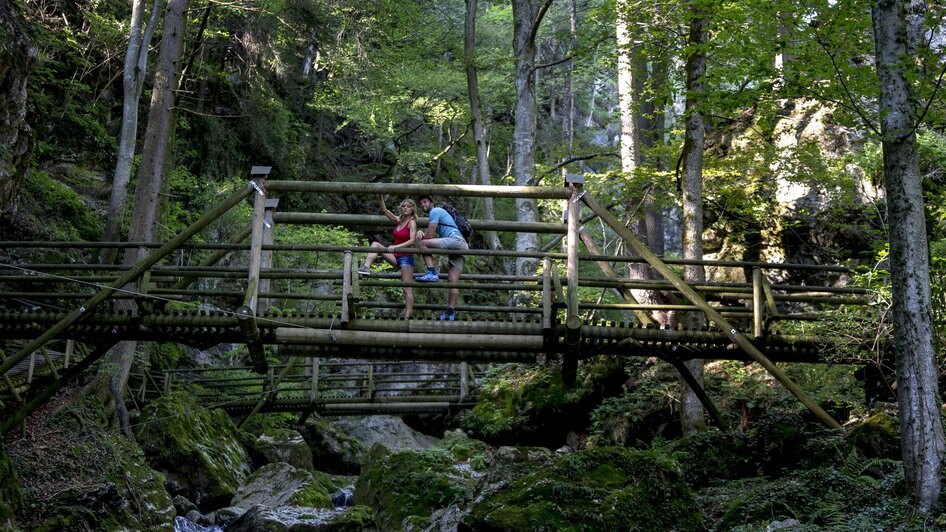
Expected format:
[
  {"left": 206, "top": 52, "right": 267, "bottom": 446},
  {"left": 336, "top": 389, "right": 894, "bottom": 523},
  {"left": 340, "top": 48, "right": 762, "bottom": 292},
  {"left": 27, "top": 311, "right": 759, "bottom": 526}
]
[{"left": 581, "top": 192, "right": 841, "bottom": 429}]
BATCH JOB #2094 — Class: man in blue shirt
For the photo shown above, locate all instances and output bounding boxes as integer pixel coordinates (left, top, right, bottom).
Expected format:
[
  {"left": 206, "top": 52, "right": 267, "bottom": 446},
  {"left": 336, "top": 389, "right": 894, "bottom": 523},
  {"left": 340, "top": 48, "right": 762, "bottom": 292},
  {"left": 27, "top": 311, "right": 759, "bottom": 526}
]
[{"left": 414, "top": 195, "right": 469, "bottom": 320}]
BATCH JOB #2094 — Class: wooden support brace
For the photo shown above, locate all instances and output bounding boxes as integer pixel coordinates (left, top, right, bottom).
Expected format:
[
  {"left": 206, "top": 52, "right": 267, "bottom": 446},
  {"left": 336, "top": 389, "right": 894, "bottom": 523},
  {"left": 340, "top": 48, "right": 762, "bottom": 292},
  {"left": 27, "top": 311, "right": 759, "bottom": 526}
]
[
  {"left": 237, "top": 305, "right": 268, "bottom": 373},
  {"left": 581, "top": 191, "right": 840, "bottom": 429}
]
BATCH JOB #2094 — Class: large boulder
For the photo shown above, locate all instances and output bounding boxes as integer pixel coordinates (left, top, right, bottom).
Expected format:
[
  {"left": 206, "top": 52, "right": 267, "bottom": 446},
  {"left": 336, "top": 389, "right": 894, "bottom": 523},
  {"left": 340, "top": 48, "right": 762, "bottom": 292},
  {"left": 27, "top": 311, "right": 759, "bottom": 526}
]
[
  {"left": 135, "top": 391, "right": 252, "bottom": 509},
  {"left": 355, "top": 432, "right": 486, "bottom": 531},
  {"left": 255, "top": 429, "right": 315, "bottom": 471},
  {"left": 461, "top": 447, "right": 704, "bottom": 531},
  {"left": 298, "top": 417, "right": 365, "bottom": 475},
  {"left": 333, "top": 415, "right": 440, "bottom": 453},
  {"left": 230, "top": 462, "right": 332, "bottom": 510}
]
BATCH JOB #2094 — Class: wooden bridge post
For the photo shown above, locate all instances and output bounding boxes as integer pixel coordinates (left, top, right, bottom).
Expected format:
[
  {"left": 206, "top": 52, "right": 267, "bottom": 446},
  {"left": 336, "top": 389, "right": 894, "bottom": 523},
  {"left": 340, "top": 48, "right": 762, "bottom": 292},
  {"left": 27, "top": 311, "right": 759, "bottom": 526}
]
[
  {"left": 309, "top": 357, "right": 319, "bottom": 401},
  {"left": 64, "top": 339, "right": 73, "bottom": 369},
  {"left": 367, "top": 362, "right": 375, "bottom": 399},
  {"left": 258, "top": 198, "right": 279, "bottom": 315},
  {"left": 27, "top": 350, "right": 35, "bottom": 384},
  {"left": 342, "top": 251, "right": 353, "bottom": 324},
  {"left": 753, "top": 267, "right": 764, "bottom": 337},
  {"left": 245, "top": 166, "right": 271, "bottom": 313},
  {"left": 563, "top": 176, "right": 583, "bottom": 386}
]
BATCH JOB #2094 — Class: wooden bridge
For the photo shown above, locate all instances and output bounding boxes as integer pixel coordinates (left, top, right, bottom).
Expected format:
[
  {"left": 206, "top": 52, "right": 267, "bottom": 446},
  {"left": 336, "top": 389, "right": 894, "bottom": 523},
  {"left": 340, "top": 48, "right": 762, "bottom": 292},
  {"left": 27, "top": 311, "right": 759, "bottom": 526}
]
[{"left": 0, "top": 170, "right": 875, "bottom": 431}]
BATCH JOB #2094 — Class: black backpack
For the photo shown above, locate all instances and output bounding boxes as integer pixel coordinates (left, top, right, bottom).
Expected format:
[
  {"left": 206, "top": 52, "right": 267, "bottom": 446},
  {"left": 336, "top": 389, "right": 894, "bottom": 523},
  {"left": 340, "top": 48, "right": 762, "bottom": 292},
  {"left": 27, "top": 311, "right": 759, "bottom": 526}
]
[{"left": 441, "top": 203, "right": 473, "bottom": 239}]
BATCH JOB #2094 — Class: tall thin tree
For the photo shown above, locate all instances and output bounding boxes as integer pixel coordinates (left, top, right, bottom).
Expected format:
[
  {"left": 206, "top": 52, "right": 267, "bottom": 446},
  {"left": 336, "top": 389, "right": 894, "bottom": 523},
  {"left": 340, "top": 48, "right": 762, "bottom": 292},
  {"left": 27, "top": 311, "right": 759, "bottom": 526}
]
[
  {"left": 679, "top": 0, "right": 710, "bottom": 435},
  {"left": 871, "top": 0, "right": 943, "bottom": 512},
  {"left": 100, "top": 0, "right": 165, "bottom": 265}
]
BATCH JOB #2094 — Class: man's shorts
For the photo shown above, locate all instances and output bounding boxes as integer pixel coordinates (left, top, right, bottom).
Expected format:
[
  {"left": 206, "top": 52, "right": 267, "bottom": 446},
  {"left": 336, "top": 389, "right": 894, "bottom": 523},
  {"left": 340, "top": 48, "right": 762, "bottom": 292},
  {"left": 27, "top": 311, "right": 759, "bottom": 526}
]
[
  {"left": 436, "top": 236, "right": 468, "bottom": 270},
  {"left": 396, "top": 255, "right": 414, "bottom": 267}
]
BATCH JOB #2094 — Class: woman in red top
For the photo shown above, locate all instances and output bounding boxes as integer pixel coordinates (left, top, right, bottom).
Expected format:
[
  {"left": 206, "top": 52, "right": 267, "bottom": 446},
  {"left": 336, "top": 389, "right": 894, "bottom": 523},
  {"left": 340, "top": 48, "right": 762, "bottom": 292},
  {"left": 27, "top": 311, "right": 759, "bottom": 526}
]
[{"left": 359, "top": 195, "right": 417, "bottom": 318}]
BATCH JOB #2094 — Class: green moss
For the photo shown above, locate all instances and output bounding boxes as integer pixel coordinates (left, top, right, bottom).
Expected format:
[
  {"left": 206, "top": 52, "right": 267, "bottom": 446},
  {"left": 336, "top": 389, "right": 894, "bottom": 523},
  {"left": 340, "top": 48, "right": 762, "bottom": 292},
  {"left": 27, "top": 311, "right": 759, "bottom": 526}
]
[
  {"left": 288, "top": 477, "right": 332, "bottom": 508},
  {"left": 465, "top": 447, "right": 703, "bottom": 531},
  {"left": 135, "top": 390, "right": 250, "bottom": 506},
  {"left": 329, "top": 505, "right": 377, "bottom": 530},
  {"left": 848, "top": 412, "right": 901, "bottom": 459},
  {"left": 355, "top": 444, "right": 472, "bottom": 530}
]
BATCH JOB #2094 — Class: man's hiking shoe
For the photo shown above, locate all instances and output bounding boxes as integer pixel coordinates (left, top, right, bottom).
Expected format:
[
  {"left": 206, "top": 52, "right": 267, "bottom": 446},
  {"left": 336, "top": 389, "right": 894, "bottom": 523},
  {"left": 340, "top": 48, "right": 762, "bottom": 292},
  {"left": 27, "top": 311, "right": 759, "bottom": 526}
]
[
  {"left": 438, "top": 312, "right": 456, "bottom": 321},
  {"left": 357, "top": 266, "right": 371, "bottom": 276},
  {"left": 414, "top": 272, "right": 440, "bottom": 282}
]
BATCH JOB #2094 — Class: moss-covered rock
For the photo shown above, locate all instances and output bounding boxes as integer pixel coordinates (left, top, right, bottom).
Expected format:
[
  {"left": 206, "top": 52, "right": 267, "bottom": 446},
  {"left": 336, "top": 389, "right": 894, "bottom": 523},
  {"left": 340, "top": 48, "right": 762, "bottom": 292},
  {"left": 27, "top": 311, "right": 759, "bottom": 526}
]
[
  {"left": 848, "top": 411, "right": 901, "bottom": 459},
  {"left": 135, "top": 390, "right": 252, "bottom": 508},
  {"left": 461, "top": 359, "right": 626, "bottom": 447},
  {"left": 462, "top": 447, "right": 703, "bottom": 531},
  {"left": 355, "top": 443, "right": 478, "bottom": 530},
  {"left": 231, "top": 462, "right": 333, "bottom": 510},
  {"left": 298, "top": 416, "right": 365, "bottom": 475},
  {"left": 256, "top": 428, "right": 315, "bottom": 471}
]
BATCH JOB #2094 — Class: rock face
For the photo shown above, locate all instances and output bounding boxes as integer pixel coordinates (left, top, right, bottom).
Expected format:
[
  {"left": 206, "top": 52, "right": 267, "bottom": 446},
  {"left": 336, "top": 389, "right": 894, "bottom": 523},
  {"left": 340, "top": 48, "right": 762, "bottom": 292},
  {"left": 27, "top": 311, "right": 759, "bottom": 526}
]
[
  {"left": 0, "top": 0, "right": 35, "bottom": 220},
  {"left": 255, "top": 429, "right": 315, "bottom": 471},
  {"left": 135, "top": 391, "right": 252, "bottom": 509}
]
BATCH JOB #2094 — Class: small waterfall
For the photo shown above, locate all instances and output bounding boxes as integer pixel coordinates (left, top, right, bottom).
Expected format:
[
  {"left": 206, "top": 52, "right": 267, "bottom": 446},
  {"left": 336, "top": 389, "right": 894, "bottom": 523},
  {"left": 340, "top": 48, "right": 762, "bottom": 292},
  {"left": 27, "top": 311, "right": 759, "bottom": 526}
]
[
  {"left": 331, "top": 485, "right": 355, "bottom": 509},
  {"left": 174, "top": 516, "right": 222, "bottom": 532}
]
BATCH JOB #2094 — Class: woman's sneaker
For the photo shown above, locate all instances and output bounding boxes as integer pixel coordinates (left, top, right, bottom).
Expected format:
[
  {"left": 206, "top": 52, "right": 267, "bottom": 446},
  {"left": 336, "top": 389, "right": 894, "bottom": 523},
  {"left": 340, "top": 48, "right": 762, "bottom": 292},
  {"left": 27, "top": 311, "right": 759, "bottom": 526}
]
[
  {"left": 438, "top": 311, "right": 456, "bottom": 321},
  {"left": 357, "top": 266, "right": 371, "bottom": 276},
  {"left": 414, "top": 271, "right": 440, "bottom": 282}
]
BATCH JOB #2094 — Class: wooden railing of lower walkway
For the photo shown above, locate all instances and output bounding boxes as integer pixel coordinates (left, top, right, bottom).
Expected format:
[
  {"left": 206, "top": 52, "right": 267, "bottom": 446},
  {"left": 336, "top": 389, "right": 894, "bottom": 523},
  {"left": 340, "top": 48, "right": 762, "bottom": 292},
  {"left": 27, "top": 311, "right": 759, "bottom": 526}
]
[
  {"left": 0, "top": 175, "right": 879, "bottom": 431},
  {"left": 128, "top": 361, "right": 480, "bottom": 422}
]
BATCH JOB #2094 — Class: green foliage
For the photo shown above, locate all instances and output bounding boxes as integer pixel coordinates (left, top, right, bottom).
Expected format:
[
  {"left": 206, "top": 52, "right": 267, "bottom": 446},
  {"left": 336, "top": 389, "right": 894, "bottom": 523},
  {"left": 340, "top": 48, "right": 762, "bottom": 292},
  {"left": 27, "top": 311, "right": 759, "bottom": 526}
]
[
  {"left": 20, "top": 170, "right": 102, "bottom": 241},
  {"left": 148, "top": 342, "right": 187, "bottom": 372}
]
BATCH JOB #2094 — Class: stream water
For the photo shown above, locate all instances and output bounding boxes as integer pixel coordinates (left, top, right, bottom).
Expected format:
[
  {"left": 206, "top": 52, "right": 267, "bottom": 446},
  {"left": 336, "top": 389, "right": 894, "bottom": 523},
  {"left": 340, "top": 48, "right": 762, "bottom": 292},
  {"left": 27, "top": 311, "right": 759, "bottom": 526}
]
[{"left": 172, "top": 486, "right": 356, "bottom": 531}]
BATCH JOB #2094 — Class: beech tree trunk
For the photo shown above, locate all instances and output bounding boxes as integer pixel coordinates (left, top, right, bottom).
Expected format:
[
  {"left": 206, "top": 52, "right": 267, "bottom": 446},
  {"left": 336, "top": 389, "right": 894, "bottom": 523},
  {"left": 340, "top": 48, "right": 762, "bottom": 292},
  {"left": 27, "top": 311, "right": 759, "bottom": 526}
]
[
  {"left": 511, "top": 0, "right": 550, "bottom": 276},
  {"left": 871, "top": 0, "right": 943, "bottom": 512},
  {"left": 679, "top": 0, "right": 709, "bottom": 436},
  {"left": 465, "top": 0, "right": 501, "bottom": 252},
  {"left": 100, "top": 0, "right": 164, "bottom": 264}
]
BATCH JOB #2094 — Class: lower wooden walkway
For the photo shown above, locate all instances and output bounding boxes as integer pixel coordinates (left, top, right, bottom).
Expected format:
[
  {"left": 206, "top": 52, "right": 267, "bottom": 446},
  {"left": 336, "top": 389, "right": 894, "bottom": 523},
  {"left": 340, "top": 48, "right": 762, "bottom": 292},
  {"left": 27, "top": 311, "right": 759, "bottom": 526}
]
[{"left": 0, "top": 175, "right": 877, "bottom": 431}]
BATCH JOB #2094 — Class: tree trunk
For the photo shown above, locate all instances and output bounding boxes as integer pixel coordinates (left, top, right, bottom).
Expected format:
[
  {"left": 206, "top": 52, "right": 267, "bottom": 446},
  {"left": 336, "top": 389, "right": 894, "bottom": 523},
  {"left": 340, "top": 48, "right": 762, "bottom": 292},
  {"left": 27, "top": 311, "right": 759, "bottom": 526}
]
[
  {"left": 90, "top": 0, "right": 191, "bottom": 435},
  {"left": 464, "top": 0, "right": 501, "bottom": 252},
  {"left": 616, "top": 0, "right": 658, "bottom": 303},
  {"left": 100, "top": 0, "right": 164, "bottom": 265},
  {"left": 872, "top": 0, "right": 943, "bottom": 512},
  {"left": 679, "top": 0, "right": 710, "bottom": 436},
  {"left": 511, "top": 0, "right": 550, "bottom": 276}
]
